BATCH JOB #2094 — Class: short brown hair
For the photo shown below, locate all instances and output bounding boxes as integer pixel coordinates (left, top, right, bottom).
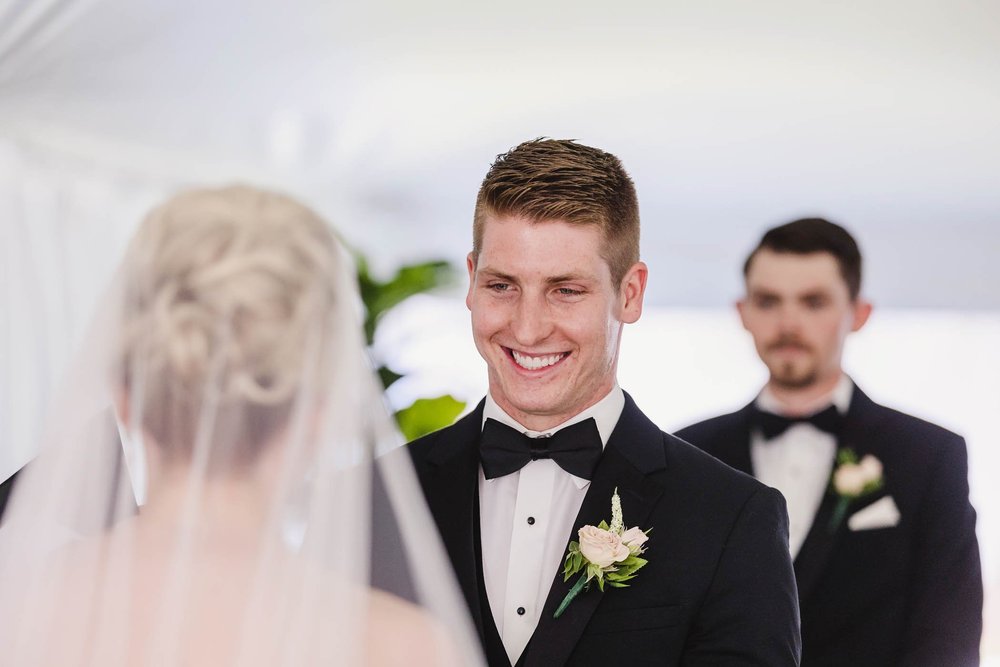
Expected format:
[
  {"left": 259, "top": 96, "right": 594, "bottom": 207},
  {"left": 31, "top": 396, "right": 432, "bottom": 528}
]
[
  {"left": 744, "top": 218, "right": 863, "bottom": 300},
  {"left": 472, "top": 138, "right": 640, "bottom": 286}
]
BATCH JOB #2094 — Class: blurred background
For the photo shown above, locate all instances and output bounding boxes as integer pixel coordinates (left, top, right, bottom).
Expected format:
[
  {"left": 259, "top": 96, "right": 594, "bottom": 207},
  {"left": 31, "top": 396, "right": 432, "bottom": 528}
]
[{"left": 2, "top": 0, "right": 997, "bottom": 659}]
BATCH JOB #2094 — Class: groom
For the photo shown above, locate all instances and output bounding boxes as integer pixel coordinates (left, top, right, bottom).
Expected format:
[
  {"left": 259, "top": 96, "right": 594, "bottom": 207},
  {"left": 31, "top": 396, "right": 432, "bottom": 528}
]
[{"left": 407, "top": 139, "right": 801, "bottom": 666}]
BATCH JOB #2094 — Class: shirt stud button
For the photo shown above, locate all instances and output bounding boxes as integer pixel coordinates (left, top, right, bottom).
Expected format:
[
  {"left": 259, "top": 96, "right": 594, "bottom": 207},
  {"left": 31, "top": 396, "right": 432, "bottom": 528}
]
[
  {"left": 527, "top": 516, "right": 535, "bottom": 525},
  {"left": 517, "top": 607, "right": 526, "bottom": 616}
]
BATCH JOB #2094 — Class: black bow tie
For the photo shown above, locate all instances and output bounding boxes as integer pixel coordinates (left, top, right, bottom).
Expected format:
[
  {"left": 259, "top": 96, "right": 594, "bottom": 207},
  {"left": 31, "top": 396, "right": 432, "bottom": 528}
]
[
  {"left": 479, "top": 417, "right": 604, "bottom": 480},
  {"left": 751, "top": 405, "right": 842, "bottom": 440}
]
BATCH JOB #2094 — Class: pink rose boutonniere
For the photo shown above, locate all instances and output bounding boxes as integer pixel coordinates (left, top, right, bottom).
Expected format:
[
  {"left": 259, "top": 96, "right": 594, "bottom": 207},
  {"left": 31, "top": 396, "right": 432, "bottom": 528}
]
[
  {"left": 554, "top": 488, "right": 650, "bottom": 618},
  {"left": 829, "top": 447, "right": 884, "bottom": 532}
]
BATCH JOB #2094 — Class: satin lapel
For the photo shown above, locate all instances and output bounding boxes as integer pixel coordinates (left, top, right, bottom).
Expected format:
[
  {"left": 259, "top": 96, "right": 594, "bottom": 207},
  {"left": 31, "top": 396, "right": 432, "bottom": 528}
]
[
  {"left": 523, "top": 395, "right": 666, "bottom": 667},
  {"left": 793, "top": 384, "right": 884, "bottom": 601},
  {"left": 420, "top": 403, "right": 488, "bottom": 639},
  {"left": 792, "top": 481, "right": 840, "bottom": 601}
]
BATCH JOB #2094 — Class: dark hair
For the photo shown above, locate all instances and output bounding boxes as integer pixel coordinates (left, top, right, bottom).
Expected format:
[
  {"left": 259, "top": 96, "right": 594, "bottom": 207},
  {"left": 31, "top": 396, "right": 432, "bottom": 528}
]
[
  {"left": 743, "top": 218, "right": 863, "bottom": 299},
  {"left": 472, "top": 138, "right": 640, "bottom": 287}
]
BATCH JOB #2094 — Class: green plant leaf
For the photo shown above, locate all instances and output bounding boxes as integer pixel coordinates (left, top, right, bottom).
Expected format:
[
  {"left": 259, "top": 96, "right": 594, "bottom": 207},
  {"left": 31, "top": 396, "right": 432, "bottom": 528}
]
[
  {"left": 360, "top": 260, "right": 455, "bottom": 344},
  {"left": 377, "top": 366, "right": 404, "bottom": 390},
  {"left": 395, "top": 395, "right": 466, "bottom": 441}
]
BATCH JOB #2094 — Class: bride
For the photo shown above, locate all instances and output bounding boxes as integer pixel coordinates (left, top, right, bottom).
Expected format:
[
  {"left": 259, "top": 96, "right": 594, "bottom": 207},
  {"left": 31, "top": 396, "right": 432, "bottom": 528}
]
[{"left": 0, "top": 186, "right": 481, "bottom": 665}]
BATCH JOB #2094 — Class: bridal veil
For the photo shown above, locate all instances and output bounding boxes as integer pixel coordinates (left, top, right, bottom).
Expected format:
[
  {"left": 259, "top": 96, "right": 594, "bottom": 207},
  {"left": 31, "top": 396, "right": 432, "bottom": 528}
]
[{"left": 0, "top": 186, "right": 482, "bottom": 666}]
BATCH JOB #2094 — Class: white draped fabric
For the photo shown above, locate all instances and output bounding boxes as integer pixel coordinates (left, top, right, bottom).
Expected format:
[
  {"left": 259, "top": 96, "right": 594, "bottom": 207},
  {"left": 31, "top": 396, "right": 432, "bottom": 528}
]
[{"left": 0, "top": 0, "right": 358, "bottom": 474}]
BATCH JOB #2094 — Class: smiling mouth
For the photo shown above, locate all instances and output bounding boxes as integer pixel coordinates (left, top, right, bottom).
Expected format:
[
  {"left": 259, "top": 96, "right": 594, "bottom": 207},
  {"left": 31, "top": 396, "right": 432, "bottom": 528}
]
[{"left": 507, "top": 348, "right": 568, "bottom": 371}]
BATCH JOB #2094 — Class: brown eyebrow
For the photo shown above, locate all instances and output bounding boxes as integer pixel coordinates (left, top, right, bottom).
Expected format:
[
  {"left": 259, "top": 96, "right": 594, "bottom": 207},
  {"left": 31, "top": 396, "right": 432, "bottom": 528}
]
[
  {"left": 476, "top": 268, "right": 594, "bottom": 285},
  {"left": 749, "top": 287, "right": 832, "bottom": 300},
  {"left": 476, "top": 268, "right": 518, "bottom": 283},
  {"left": 796, "top": 291, "right": 834, "bottom": 305},
  {"left": 545, "top": 274, "right": 593, "bottom": 285},
  {"left": 798, "top": 290, "right": 831, "bottom": 299}
]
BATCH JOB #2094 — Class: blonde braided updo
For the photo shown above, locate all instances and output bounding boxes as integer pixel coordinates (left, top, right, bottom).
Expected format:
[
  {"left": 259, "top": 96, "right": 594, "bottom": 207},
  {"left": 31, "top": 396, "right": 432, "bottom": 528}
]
[{"left": 118, "top": 186, "right": 344, "bottom": 465}]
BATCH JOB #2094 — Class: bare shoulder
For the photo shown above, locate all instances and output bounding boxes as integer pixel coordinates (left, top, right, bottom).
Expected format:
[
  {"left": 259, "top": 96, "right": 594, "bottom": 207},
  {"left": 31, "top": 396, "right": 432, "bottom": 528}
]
[{"left": 365, "top": 588, "right": 467, "bottom": 666}]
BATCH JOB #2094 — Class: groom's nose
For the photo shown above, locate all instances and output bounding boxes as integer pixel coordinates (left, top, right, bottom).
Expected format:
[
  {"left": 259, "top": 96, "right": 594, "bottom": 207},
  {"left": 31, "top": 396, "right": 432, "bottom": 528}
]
[
  {"left": 776, "top": 303, "right": 805, "bottom": 335},
  {"left": 511, "top": 292, "right": 554, "bottom": 347}
]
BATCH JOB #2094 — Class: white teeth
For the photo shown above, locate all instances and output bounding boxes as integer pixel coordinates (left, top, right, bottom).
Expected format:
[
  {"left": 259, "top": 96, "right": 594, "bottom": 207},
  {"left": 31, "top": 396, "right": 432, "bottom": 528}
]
[{"left": 511, "top": 350, "right": 565, "bottom": 370}]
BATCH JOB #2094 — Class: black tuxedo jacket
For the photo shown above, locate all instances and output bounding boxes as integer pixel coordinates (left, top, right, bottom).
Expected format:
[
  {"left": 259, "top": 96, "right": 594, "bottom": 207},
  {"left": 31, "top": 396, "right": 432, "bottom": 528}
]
[
  {"left": 407, "top": 393, "right": 801, "bottom": 666},
  {"left": 0, "top": 470, "right": 17, "bottom": 521},
  {"left": 677, "top": 383, "right": 983, "bottom": 667}
]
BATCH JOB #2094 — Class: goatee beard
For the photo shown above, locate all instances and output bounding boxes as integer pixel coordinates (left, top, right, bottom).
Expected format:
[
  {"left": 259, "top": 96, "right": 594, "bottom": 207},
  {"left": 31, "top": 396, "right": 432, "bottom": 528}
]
[{"left": 771, "top": 362, "right": 818, "bottom": 390}]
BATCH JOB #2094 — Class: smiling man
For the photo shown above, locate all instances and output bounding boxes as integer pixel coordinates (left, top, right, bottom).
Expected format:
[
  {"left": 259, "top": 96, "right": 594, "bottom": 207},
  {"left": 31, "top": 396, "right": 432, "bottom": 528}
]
[
  {"left": 407, "top": 139, "right": 801, "bottom": 666},
  {"left": 678, "top": 219, "right": 983, "bottom": 666}
]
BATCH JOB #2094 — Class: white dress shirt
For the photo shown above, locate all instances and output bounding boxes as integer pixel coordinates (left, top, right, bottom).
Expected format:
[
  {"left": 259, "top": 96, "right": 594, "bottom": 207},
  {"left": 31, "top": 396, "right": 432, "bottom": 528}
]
[
  {"left": 751, "top": 374, "right": 854, "bottom": 558},
  {"left": 479, "top": 387, "right": 624, "bottom": 665}
]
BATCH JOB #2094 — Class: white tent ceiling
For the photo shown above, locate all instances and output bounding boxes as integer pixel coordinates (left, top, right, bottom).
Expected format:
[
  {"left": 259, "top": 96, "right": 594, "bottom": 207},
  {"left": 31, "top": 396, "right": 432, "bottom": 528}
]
[{"left": 2, "top": 0, "right": 999, "bottom": 308}]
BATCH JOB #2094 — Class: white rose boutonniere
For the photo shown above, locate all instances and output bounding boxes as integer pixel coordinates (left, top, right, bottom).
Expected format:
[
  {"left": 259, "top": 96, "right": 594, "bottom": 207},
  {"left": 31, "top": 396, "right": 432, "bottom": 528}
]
[
  {"left": 829, "top": 448, "right": 884, "bottom": 532},
  {"left": 577, "top": 525, "right": 631, "bottom": 568},
  {"left": 554, "top": 488, "right": 650, "bottom": 619}
]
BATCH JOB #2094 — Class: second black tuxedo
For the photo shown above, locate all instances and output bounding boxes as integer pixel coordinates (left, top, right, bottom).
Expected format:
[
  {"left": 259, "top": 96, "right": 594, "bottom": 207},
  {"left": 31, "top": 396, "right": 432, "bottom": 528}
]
[
  {"left": 677, "top": 383, "right": 983, "bottom": 666},
  {"left": 407, "top": 392, "right": 801, "bottom": 666}
]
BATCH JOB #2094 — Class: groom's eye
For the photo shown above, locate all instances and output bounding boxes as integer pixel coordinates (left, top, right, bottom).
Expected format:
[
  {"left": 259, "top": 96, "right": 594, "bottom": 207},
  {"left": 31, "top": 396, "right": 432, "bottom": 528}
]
[
  {"left": 753, "top": 294, "right": 779, "bottom": 309},
  {"left": 488, "top": 282, "right": 510, "bottom": 292},
  {"left": 802, "top": 294, "right": 830, "bottom": 310}
]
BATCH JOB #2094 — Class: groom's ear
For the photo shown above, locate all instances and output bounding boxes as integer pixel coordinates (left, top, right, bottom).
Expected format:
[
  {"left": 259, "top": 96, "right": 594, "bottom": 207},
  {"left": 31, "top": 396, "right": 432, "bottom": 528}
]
[
  {"left": 619, "top": 261, "right": 648, "bottom": 324},
  {"left": 465, "top": 252, "right": 476, "bottom": 311}
]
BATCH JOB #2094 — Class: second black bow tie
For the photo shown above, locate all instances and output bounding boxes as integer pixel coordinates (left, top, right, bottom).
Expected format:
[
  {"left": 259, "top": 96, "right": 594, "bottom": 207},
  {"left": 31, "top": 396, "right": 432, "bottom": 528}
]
[
  {"left": 479, "top": 417, "right": 604, "bottom": 480},
  {"left": 751, "top": 404, "right": 842, "bottom": 440}
]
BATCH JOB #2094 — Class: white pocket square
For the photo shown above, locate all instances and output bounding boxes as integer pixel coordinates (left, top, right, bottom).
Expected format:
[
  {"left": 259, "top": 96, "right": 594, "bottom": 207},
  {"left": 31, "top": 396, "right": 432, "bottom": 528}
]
[{"left": 848, "top": 495, "right": 900, "bottom": 531}]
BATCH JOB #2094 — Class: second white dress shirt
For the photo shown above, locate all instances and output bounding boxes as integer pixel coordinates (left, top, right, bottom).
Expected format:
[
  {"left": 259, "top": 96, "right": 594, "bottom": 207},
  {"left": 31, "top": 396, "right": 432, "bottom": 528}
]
[{"left": 751, "top": 374, "right": 853, "bottom": 558}]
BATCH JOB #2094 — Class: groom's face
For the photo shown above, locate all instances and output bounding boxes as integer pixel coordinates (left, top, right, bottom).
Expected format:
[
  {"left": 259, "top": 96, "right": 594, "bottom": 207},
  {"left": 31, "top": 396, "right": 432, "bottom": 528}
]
[{"left": 467, "top": 214, "right": 646, "bottom": 431}]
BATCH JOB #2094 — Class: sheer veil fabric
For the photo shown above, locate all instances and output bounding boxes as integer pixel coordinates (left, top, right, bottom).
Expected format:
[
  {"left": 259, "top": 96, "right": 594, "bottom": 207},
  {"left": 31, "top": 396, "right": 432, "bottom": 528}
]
[{"left": 0, "top": 186, "right": 482, "bottom": 666}]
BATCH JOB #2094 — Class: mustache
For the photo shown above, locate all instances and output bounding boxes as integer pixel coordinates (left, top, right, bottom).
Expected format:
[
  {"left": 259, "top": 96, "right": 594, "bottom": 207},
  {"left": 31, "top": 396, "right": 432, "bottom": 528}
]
[{"left": 766, "top": 337, "right": 812, "bottom": 353}]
